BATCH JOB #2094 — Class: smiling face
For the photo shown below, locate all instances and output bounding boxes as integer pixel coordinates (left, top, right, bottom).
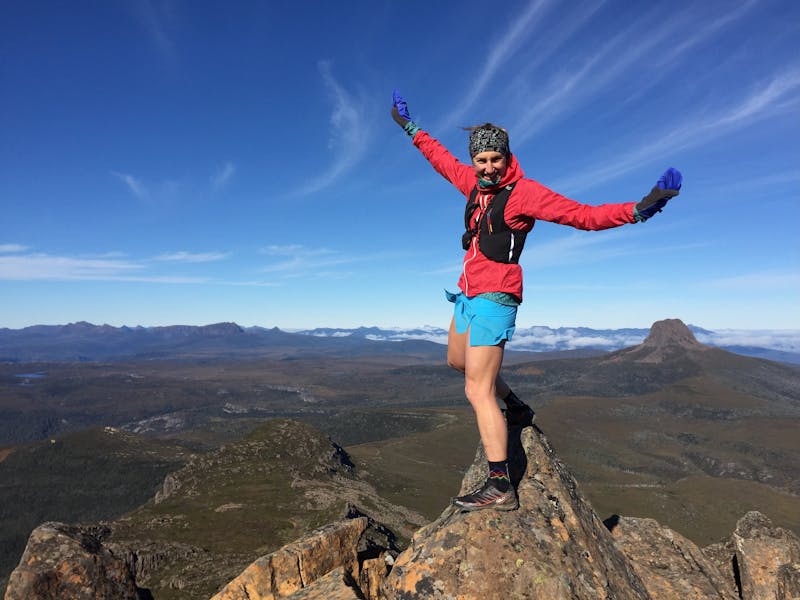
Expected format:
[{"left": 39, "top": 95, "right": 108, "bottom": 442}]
[{"left": 472, "top": 150, "right": 508, "bottom": 184}]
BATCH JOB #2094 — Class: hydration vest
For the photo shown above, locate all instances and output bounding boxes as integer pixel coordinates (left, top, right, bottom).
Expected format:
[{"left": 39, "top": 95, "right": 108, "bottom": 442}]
[{"left": 462, "top": 182, "right": 531, "bottom": 264}]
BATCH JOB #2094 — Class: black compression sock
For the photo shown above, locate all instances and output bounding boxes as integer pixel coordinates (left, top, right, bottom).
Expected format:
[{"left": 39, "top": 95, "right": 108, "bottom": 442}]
[
  {"left": 488, "top": 460, "right": 510, "bottom": 492},
  {"left": 502, "top": 390, "right": 525, "bottom": 408}
]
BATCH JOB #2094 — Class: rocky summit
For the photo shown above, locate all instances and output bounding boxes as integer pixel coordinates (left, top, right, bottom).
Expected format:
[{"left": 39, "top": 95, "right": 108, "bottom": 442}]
[
  {"left": 606, "top": 318, "right": 710, "bottom": 364},
  {"left": 8, "top": 418, "right": 800, "bottom": 599}
]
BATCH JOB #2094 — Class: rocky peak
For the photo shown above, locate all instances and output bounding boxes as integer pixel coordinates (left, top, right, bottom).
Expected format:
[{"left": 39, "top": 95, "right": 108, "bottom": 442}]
[
  {"left": 606, "top": 318, "right": 709, "bottom": 365},
  {"left": 642, "top": 319, "right": 702, "bottom": 350}
]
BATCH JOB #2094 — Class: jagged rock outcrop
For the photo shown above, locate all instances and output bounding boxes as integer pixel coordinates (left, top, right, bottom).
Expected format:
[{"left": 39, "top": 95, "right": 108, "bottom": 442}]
[
  {"left": 605, "top": 515, "right": 738, "bottom": 599},
  {"left": 733, "top": 511, "right": 800, "bottom": 600},
  {"left": 381, "top": 424, "right": 651, "bottom": 599},
  {"left": 210, "top": 517, "right": 368, "bottom": 599},
  {"left": 4, "top": 522, "right": 138, "bottom": 600}
]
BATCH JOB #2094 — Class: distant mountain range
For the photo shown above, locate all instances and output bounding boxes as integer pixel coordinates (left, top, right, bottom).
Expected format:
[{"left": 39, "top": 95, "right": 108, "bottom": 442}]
[{"left": 0, "top": 321, "right": 798, "bottom": 364}]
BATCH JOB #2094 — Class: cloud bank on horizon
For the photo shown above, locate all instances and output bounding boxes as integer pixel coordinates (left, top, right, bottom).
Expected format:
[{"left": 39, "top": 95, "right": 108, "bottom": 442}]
[
  {"left": 1, "top": 1, "right": 798, "bottom": 330},
  {"left": 301, "top": 323, "right": 800, "bottom": 357}
]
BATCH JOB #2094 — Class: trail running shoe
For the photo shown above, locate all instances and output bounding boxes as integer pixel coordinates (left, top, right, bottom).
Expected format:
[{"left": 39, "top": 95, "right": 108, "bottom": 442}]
[
  {"left": 452, "top": 479, "right": 519, "bottom": 512},
  {"left": 504, "top": 403, "right": 535, "bottom": 428}
]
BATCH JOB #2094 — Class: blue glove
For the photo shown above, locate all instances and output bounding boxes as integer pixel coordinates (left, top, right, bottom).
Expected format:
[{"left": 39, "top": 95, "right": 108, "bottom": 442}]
[
  {"left": 391, "top": 89, "right": 419, "bottom": 137},
  {"left": 657, "top": 167, "right": 682, "bottom": 192},
  {"left": 393, "top": 89, "right": 411, "bottom": 121},
  {"left": 635, "top": 167, "right": 683, "bottom": 222}
]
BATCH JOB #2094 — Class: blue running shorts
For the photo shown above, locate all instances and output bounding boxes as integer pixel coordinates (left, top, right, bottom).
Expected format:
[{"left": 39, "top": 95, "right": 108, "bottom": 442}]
[{"left": 445, "top": 290, "right": 517, "bottom": 347}]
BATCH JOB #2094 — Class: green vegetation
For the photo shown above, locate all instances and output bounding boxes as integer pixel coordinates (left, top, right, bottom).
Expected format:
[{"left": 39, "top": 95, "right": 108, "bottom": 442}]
[
  {"left": 347, "top": 407, "right": 479, "bottom": 520},
  {"left": 0, "top": 428, "right": 191, "bottom": 590},
  {"left": 106, "top": 419, "right": 425, "bottom": 599}
]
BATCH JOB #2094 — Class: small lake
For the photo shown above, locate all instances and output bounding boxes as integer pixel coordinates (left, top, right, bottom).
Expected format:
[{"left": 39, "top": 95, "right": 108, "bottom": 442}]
[
  {"left": 15, "top": 372, "right": 47, "bottom": 379},
  {"left": 14, "top": 372, "right": 47, "bottom": 385}
]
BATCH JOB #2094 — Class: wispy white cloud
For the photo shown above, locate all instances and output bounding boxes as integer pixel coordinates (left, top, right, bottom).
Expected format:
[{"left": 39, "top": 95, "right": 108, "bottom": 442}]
[
  {"left": 0, "top": 252, "right": 145, "bottom": 281},
  {"left": 702, "top": 270, "right": 800, "bottom": 291},
  {"left": 510, "top": 5, "right": 706, "bottom": 145},
  {"left": 260, "top": 244, "right": 331, "bottom": 256},
  {"left": 112, "top": 171, "right": 149, "bottom": 200},
  {"left": 111, "top": 171, "right": 189, "bottom": 205},
  {"left": 654, "top": 0, "right": 758, "bottom": 69},
  {"left": 499, "top": 1, "right": 760, "bottom": 152},
  {"left": 154, "top": 251, "right": 231, "bottom": 263},
  {"left": 259, "top": 244, "right": 357, "bottom": 276},
  {"left": 438, "top": 0, "right": 556, "bottom": 130},
  {"left": 211, "top": 162, "right": 236, "bottom": 190},
  {"left": 127, "top": 0, "right": 178, "bottom": 64},
  {"left": 553, "top": 66, "right": 800, "bottom": 192},
  {"left": 616, "top": 1, "right": 759, "bottom": 108},
  {"left": 293, "top": 61, "right": 370, "bottom": 195},
  {"left": 0, "top": 244, "right": 28, "bottom": 253},
  {"left": 519, "top": 228, "right": 707, "bottom": 269},
  {"left": 0, "top": 249, "right": 233, "bottom": 283},
  {"left": 257, "top": 244, "right": 401, "bottom": 281}
]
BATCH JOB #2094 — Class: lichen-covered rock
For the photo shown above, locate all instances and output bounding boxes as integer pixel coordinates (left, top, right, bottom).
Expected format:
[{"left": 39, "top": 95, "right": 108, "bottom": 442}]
[
  {"left": 359, "top": 553, "right": 391, "bottom": 600},
  {"left": 733, "top": 511, "right": 800, "bottom": 600},
  {"left": 211, "top": 517, "right": 368, "bottom": 599},
  {"left": 284, "top": 566, "right": 361, "bottom": 599},
  {"left": 777, "top": 563, "right": 800, "bottom": 599},
  {"left": 607, "top": 515, "right": 738, "bottom": 599},
  {"left": 4, "top": 522, "right": 138, "bottom": 600},
  {"left": 381, "top": 425, "right": 651, "bottom": 600},
  {"left": 702, "top": 539, "right": 739, "bottom": 595}
]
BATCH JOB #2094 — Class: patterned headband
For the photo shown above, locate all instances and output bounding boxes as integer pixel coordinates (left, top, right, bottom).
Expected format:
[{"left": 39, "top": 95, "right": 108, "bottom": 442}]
[{"left": 469, "top": 126, "right": 510, "bottom": 158}]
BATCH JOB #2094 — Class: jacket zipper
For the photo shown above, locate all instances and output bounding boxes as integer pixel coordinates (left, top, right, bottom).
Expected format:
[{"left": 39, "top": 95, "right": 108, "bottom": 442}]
[{"left": 462, "top": 191, "right": 489, "bottom": 296}]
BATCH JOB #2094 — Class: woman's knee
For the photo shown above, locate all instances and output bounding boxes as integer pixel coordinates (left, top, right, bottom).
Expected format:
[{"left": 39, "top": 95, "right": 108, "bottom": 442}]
[
  {"left": 447, "top": 354, "right": 465, "bottom": 373},
  {"left": 464, "top": 379, "right": 495, "bottom": 406}
]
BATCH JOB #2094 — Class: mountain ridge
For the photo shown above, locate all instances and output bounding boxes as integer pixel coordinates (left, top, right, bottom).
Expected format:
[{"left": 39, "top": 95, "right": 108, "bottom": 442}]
[{"left": 1, "top": 320, "right": 798, "bottom": 363}]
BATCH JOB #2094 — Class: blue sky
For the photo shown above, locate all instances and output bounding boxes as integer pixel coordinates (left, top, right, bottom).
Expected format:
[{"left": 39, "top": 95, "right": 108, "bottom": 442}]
[{"left": 1, "top": 0, "right": 798, "bottom": 331}]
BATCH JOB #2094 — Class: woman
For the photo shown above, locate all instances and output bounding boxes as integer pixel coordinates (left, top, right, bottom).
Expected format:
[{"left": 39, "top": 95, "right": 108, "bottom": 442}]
[{"left": 391, "top": 90, "right": 682, "bottom": 512}]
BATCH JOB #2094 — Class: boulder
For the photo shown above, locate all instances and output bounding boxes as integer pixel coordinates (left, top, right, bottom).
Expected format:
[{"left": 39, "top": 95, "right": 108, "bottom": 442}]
[
  {"left": 4, "top": 522, "right": 138, "bottom": 600},
  {"left": 606, "top": 515, "right": 738, "bottom": 599},
  {"left": 733, "top": 511, "right": 800, "bottom": 600},
  {"left": 210, "top": 517, "right": 368, "bottom": 599}
]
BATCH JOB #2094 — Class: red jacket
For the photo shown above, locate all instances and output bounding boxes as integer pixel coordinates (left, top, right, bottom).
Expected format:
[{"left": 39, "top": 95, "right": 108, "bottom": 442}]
[{"left": 413, "top": 130, "right": 637, "bottom": 302}]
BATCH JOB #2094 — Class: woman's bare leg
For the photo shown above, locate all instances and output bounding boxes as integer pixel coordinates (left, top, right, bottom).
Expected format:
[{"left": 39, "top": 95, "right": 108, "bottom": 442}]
[
  {"left": 447, "top": 317, "right": 510, "bottom": 401},
  {"left": 447, "top": 318, "right": 508, "bottom": 461},
  {"left": 463, "top": 341, "right": 507, "bottom": 461}
]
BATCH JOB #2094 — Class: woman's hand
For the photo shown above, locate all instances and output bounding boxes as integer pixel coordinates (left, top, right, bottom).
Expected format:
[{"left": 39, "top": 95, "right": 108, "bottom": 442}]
[
  {"left": 391, "top": 89, "right": 419, "bottom": 136},
  {"left": 635, "top": 167, "right": 683, "bottom": 222}
]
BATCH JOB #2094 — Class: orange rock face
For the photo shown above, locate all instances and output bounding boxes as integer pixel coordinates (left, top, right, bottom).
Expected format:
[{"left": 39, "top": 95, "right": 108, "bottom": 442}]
[
  {"left": 608, "top": 516, "right": 738, "bottom": 599},
  {"left": 210, "top": 517, "right": 367, "bottom": 600},
  {"left": 4, "top": 522, "right": 138, "bottom": 600},
  {"left": 733, "top": 511, "right": 800, "bottom": 600}
]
